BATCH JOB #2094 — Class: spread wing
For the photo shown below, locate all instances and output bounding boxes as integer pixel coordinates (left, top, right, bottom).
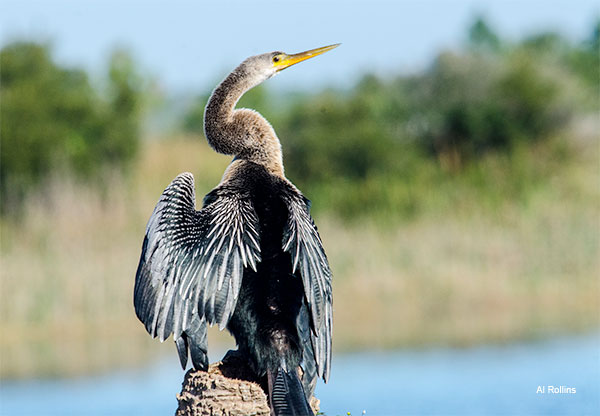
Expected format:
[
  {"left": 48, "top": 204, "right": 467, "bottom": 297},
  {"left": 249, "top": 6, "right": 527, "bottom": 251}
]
[
  {"left": 282, "top": 190, "right": 333, "bottom": 383},
  {"left": 134, "top": 172, "right": 261, "bottom": 352}
]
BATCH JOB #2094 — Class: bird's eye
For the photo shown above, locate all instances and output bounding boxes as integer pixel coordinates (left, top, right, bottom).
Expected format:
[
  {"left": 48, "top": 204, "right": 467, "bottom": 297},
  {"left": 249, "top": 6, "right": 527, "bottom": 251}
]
[{"left": 273, "top": 55, "right": 280, "bottom": 63}]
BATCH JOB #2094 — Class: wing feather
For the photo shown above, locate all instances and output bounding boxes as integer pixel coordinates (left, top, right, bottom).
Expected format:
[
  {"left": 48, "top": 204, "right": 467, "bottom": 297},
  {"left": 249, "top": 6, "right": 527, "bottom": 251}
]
[
  {"left": 134, "top": 172, "right": 261, "bottom": 356},
  {"left": 281, "top": 190, "right": 333, "bottom": 383}
]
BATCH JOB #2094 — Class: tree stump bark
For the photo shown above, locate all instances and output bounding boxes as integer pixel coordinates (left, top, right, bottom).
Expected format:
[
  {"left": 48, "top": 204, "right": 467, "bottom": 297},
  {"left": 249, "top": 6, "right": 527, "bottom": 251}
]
[{"left": 175, "top": 350, "right": 319, "bottom": 416}]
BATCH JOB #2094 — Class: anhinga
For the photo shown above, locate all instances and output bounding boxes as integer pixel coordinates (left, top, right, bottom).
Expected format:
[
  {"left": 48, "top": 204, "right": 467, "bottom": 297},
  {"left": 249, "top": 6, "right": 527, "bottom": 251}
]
[{"left": 134, "top": 44, "right": 338, "bottom": 415}]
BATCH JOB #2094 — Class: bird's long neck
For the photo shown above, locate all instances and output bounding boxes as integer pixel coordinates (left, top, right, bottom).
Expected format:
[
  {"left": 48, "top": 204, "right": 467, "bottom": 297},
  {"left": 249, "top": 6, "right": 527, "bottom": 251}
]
[{"left": 204, "top": 65, "right": 284, "bottom": 178}]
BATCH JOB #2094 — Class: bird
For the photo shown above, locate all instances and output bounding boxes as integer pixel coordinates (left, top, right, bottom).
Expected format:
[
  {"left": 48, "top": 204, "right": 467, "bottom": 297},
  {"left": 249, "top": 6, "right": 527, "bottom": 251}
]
[{"left": 134, "top": 44, "right": 338, "bottom": 416}]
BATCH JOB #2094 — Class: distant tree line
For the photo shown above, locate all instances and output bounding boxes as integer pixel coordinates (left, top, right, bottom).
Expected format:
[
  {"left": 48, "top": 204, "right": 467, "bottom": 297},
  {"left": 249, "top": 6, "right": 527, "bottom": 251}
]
[
  {"left": 1, "top": 42, "right": 143, "bottom": 215},
  {"left": 184, "top": 18, "right": 599, "bottom": 218},
  {"left": 275, "top": 17, "right": 597, "bottom": 178},
  {"left": 2, "top": 18, "right": 597, "bottom": 219}
]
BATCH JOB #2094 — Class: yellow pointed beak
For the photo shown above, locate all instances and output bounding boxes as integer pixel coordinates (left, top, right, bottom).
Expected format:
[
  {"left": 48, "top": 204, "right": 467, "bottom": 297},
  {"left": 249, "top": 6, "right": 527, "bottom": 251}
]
[{"left": 274, "top": 43, "right": 340, "bottom": 71}]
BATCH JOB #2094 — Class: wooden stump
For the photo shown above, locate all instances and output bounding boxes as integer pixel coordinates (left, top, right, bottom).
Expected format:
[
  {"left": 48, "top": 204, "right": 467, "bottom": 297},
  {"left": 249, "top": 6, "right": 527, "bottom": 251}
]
[{"left": 175, "top": 350, "right": 319, "bottom": 416}]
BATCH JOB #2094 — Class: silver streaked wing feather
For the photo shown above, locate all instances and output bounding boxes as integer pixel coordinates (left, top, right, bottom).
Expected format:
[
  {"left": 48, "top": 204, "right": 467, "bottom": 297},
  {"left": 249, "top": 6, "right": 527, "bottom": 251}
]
[
  {"left": 133, "top": 172, "right": 261, "bottom": 346},
  {"left": 281, "top": 190, "right": 333, "bottom": 383}
]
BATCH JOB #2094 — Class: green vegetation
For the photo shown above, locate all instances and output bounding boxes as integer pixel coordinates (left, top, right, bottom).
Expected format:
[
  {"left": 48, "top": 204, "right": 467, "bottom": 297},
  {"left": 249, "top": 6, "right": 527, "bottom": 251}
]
[
  {"left": 184, "top": 18, "right": 599, "bottom": 221},
  {"left": 0, "top": 42, "right": 143, "bottom": 215},
  {"left": 1, "top": 18, "right": 598, "bottom": 378},
  {"left": 1, "top": 134, "right": 597, "bottom": 378}
]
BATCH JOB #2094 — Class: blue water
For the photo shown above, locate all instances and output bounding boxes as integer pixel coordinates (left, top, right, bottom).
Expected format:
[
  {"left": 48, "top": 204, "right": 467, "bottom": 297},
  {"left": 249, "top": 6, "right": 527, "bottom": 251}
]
[{"left": 1, "top": 334, "right": 598, "bottom": 416}]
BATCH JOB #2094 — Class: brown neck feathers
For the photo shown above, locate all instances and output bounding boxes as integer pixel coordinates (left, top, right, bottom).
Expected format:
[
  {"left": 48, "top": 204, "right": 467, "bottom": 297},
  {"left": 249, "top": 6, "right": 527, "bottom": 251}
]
[{"left": 204, "top": 64, "right": 284, "bottom": 177}]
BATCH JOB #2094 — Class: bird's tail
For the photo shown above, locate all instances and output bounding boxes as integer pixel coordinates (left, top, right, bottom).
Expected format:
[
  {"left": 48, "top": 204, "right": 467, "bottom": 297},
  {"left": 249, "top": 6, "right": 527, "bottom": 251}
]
[{"left": 267, "top": 365, "right": 313, "bottom": 416}]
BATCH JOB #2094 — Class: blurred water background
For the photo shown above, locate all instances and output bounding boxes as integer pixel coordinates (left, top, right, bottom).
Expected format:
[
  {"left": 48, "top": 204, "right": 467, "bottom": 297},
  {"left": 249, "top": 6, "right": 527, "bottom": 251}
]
[
  {"left": 1, "top": 334, "right": 598, "bottom": 415},
  {"left": 1, "top": 1, "right": 599, "bottom": 415}
]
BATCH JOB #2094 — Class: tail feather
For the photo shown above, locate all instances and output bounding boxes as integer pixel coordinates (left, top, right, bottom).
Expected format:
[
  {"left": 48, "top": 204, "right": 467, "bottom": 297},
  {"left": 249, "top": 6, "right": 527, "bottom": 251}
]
[
  {"left": 175, "top": 334, "right": 188, "bottom": 369},
  {"left": 269, "top": 366, "right": 313, "bottom": 416},
  {"left": 174, "top": 318, "right": 209, "bottom": 371}
]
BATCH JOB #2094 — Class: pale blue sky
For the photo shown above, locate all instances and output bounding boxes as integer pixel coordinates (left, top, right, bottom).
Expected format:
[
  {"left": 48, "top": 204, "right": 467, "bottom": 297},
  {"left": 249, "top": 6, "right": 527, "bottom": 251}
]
[{"left": 1, "top": 0, "right": 598, "bottom": 93}]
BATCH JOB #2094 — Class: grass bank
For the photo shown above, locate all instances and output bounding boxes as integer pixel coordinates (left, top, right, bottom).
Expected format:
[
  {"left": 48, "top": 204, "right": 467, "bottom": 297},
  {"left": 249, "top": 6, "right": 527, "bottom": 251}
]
[{"left": 1, "top": 128, "right": 598, "bottom": 378}]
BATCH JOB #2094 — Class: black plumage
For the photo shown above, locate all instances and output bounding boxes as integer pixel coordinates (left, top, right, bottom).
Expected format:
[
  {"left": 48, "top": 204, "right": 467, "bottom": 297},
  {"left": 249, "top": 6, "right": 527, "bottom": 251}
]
[{"left": 134, "top": 45, "right": 337, "bottom": 415}]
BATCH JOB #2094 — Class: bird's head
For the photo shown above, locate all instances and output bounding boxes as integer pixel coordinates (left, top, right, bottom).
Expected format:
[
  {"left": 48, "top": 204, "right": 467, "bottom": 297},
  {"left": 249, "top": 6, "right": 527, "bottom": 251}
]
[{"left": 239, "top": 43, "right": 340, "bottom": 85}]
